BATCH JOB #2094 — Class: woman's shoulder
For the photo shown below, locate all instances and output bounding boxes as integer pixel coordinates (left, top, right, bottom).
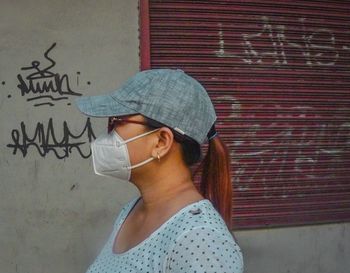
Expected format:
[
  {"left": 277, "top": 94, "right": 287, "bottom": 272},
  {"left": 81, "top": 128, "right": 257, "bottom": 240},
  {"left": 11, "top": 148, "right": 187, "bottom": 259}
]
[
  {"left": 164, "top": 199, "right": 244, "bottom": 273},
  {"left": 165, "top": 198, "right": 240, "bottom": 248},
  {"left": 173, "top": 199, "right": 231, "bottom": 234}
]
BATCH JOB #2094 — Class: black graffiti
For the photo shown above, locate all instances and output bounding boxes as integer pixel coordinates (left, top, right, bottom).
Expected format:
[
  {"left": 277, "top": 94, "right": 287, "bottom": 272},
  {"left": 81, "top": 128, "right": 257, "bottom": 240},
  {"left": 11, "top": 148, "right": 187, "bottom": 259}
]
[
  {"left": 7, "top": 118, "right": 96, "bottom": 159},
  {"left": 16, "top": 43, "right": 82, "bottom": 106}
]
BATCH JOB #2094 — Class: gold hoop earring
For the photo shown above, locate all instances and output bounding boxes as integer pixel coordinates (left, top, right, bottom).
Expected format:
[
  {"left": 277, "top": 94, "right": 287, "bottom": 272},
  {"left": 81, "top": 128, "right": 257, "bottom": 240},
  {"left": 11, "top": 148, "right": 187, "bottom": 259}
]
[{"left": 157, "top": 152, "right": 161, "bottom": 162}]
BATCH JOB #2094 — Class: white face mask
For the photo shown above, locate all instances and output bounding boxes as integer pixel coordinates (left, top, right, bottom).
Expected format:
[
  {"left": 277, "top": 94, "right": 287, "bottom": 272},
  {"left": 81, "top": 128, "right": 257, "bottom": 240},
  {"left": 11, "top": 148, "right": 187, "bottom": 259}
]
[{"left": 90, "top": 128, "right": 160, "bottom": 181}]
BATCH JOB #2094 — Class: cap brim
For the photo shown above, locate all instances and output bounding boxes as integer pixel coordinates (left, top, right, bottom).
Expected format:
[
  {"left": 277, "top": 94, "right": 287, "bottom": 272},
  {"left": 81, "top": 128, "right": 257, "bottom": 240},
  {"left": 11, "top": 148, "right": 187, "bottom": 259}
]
[{"left": 74, "top": 94, "right": 137, "bottom": 117}]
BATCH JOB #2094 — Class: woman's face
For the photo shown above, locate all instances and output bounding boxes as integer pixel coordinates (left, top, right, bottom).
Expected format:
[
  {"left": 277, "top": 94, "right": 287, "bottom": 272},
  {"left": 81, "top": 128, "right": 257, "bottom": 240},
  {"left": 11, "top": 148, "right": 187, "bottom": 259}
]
[{"left": 112, "top": 114, "right": 157, "bottom": 170}]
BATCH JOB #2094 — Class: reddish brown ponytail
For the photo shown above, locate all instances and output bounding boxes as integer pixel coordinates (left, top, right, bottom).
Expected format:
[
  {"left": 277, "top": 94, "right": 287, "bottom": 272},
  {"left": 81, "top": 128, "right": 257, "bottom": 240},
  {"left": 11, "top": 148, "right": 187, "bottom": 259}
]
[{"left": 196, "top": 136, "right": 233, "bottom": 230}]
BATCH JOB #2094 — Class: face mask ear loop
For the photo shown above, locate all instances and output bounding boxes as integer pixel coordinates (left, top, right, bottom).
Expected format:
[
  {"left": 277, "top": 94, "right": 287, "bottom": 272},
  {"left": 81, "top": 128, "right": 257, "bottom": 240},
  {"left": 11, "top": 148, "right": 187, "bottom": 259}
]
[
  {"left": 117, "top": 128, "right": 160, "bottom": 145},
  {"left": 127, "top": 157, "right": 155, "bottom": 170}
]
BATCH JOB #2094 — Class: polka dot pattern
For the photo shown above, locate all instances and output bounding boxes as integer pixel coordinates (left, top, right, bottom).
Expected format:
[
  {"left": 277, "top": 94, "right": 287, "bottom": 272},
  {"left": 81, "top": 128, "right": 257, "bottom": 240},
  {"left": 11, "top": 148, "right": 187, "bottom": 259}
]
[{"left": 85, "top": 196, "right": 244, "bottom": 273}]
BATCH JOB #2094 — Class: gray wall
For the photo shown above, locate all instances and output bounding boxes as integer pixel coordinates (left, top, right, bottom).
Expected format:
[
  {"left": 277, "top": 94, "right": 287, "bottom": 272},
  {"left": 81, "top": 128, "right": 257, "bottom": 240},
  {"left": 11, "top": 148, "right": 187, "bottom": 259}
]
[
  {"left": 238, "top": 223, "right": 350, "bottom": 273},
  {"left": 0, "top": 1, "right": 140, "bottom": 273},
  {"left": 0, "top": 1, "right": 349, "bottom": 273}
]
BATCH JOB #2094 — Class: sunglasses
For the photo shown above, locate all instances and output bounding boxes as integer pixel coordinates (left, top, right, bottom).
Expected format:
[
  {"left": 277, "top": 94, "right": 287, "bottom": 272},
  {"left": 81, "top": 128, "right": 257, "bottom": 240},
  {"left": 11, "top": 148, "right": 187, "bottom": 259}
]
[
  {"left": 107, "top": 115, "right": 154, "bottom": 133},
  {"left": 107, "top": 115, "right": 191, "bottom": 143}
]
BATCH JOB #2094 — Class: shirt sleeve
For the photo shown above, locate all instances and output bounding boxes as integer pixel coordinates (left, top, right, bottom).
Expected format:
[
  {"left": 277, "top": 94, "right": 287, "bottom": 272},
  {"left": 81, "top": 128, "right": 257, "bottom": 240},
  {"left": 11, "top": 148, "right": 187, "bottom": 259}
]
[{"left": 166, "top": 226, "right": 244, "bottom": 273}]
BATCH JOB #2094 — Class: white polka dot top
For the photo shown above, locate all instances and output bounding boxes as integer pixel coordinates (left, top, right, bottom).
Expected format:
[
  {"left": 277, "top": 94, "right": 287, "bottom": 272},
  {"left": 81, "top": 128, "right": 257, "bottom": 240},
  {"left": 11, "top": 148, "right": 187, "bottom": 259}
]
[{"left": 86, "top": 196, "right": 244, "bottom": 273}]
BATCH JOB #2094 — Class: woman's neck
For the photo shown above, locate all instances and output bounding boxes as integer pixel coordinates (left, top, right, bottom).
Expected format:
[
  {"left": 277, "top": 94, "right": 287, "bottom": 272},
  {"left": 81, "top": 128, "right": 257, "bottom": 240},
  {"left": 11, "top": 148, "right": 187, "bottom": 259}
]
[{"left": 132, "top": 164, "right": 202, "bottom": 213}]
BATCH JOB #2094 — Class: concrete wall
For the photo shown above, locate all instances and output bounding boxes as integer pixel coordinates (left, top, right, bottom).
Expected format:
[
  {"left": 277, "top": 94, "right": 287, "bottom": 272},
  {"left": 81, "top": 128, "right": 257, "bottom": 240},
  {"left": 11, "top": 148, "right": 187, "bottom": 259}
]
[
  {"left": 0, "top": 1, "right": 140, "bottom": 273},
  {"left": 237, "top": 222, "right": 350, "bottom": 273},
  {"left": 0, "top": 1, "right": 349, "bottom": 273}
]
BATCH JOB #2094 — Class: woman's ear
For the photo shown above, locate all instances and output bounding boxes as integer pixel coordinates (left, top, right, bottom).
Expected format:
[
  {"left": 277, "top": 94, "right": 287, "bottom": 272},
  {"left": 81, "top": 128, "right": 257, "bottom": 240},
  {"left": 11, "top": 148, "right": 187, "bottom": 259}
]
[{"left": 151, "top": 127, "right": 174, "bottom": 159}]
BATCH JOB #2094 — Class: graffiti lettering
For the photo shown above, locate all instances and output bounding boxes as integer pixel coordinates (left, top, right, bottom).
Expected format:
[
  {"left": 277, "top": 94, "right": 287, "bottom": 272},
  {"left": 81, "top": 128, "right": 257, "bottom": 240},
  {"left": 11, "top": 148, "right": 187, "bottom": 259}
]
[
  {"left": 16, "top": 43, "right": 82, "bottom": 107},
  {"left": 216, "top": 16, "right": 347, "bottom": 68},
  {"left": 7, "top": 118, "right": 95, "bottom": 159}
]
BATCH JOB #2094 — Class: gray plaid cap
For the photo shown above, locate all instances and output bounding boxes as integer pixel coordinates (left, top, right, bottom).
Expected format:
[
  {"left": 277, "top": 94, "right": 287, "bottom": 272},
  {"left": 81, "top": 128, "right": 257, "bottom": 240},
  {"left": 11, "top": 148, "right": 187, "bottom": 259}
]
[{"left": 75, "top": 69, "right": 217, "bottom": 144}]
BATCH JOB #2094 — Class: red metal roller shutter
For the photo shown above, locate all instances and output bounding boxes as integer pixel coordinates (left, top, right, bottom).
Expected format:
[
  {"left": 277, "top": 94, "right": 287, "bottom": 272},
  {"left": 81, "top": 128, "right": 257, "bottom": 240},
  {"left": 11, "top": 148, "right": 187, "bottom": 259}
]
[{"left": 140, "top": 0, "right": 350, "bottom": 229}]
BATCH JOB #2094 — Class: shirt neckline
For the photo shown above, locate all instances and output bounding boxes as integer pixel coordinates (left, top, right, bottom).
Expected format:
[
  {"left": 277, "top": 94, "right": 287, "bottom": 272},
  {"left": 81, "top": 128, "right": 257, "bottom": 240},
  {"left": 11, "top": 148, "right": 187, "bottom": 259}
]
[{"left": 111, "top": 196, "right": 210, "bottom": 256}]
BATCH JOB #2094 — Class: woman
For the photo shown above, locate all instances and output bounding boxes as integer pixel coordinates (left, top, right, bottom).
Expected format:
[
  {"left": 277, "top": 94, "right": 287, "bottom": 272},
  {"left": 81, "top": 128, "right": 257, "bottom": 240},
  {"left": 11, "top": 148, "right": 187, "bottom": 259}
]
[{"left": 75, "top": 69, "right": 244, "bottom": 273}]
